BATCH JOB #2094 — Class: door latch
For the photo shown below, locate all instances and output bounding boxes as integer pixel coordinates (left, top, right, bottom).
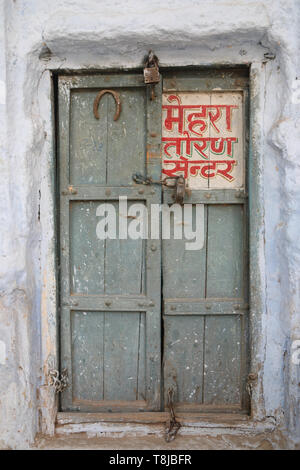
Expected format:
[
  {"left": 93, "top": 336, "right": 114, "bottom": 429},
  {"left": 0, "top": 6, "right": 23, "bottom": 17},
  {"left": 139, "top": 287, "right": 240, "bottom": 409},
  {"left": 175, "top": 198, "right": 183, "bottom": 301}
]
[{"left": 132, "top": 173, "right": 186, "bottom": 205}]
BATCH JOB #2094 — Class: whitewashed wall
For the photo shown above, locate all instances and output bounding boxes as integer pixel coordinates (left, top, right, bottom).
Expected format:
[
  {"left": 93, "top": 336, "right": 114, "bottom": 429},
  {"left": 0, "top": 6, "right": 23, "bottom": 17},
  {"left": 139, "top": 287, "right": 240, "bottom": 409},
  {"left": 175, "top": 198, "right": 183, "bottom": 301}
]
[{"left": 0, "top": 0, "right": 299, "bottom": 449}]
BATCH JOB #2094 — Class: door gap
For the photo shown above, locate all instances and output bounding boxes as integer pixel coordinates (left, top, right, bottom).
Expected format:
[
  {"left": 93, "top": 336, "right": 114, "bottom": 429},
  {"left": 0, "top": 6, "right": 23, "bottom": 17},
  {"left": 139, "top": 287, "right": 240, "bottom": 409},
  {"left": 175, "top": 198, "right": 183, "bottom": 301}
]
[{"left": 160, "top": 192, "right": 165, "bottom": 411}]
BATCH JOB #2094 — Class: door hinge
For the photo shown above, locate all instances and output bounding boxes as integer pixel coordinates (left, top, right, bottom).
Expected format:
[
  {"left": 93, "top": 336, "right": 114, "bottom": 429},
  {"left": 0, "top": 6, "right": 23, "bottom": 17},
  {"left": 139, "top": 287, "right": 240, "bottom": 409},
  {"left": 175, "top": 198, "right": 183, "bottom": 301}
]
[
  {"left": 165, "top": 388, "right": 181, "bottom": 442},
  {"left": 47, "top": 368, "right": 69, "bottom": 394}
]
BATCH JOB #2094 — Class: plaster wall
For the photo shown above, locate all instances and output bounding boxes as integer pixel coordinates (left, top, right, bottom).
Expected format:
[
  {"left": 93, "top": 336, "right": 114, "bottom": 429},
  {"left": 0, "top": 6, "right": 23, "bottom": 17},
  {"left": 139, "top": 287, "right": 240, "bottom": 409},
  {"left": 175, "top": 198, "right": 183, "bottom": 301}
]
[{"left": 0, "top": 0, "right": 299, "bottom": 449}]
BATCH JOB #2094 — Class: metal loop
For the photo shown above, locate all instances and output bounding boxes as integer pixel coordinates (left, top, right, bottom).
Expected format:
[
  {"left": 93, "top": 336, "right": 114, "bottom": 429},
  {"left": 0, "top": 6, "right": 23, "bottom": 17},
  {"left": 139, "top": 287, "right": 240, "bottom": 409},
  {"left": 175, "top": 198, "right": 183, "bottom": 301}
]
[
  {"left": 93, "top": 89, "right": 121, "bottom": 121},
  {"left": 48, "top": 368, "right": 69, "bottom": 394},
  {"left": 145, "top": 50, "right": 159, "bottom": 69}
]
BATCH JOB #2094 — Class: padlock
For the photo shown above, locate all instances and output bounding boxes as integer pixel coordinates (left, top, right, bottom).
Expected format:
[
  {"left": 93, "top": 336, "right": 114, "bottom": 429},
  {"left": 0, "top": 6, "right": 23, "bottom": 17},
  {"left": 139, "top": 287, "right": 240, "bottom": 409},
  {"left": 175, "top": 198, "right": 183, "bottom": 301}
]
[{"left": 144, "top": 66, "right": 160, "bottom": 84}]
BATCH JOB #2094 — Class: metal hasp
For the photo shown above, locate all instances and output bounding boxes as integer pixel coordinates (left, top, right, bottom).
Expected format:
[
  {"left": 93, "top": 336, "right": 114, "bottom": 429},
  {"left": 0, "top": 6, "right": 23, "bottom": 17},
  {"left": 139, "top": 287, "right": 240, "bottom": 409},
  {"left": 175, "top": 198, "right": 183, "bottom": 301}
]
[
  {"left": 165, "top": 388, "right": 181, "bottom": 442},
  {"left": 48, "top": 368, "right": 69, "bottom": 394},
  {"left": 132, "top": 173, "right": 186, "bottom": 205},
  {"left": 93, "top": 89, "right": 121, "bottom": 121}
]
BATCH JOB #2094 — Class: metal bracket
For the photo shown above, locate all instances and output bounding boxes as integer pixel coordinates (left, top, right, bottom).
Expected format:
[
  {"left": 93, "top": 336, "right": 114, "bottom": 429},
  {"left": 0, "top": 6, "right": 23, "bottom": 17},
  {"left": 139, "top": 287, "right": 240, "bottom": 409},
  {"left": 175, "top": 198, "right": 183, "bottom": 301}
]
[
  {"left": 47, "top": 368, "right": 69, "bottom": 394},
  {"left": 132, "top": 173, "right": 187, "bottom": 205}
]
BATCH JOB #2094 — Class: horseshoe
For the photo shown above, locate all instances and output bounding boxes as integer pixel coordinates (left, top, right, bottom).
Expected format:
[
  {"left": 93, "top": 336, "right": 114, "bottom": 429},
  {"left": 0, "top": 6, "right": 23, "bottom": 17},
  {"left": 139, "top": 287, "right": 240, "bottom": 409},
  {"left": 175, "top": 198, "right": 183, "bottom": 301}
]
[{"left": 93, "top": 89, "right": 121, "bottom": 121}]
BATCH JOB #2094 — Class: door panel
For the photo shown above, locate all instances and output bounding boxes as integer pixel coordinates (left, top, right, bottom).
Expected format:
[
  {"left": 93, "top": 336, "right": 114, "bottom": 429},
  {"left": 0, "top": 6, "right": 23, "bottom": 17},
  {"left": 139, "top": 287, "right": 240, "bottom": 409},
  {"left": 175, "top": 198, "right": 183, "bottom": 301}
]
[
  {"left": 58, "top": 70, "right": 249, "bottom": 414},
  {"left": 59, "top": 74, "right": 162, "bottom": 411},
  {"left": 164, "top": 315, "right": 205, "bottom": 404},
  {"left": 69, "top": 200, "right": 145, "bottom": 295},
  {"left": 162, "top": 205, "right": 207, "bottom": 299},
  {"left": 71, "top": 310, "right": 146, "bottom": 404},
  {"left": 69, "top": 85, "right": 147, "bottom": 186},
  {"left": 206, "top": 204, "right": 245, "bottom": 298},
  {"left": 162, "top": 70, "right": 249, "bottom": 413},
  {"left": 203, "top": 315, "right": 241, "bottom": 404}
]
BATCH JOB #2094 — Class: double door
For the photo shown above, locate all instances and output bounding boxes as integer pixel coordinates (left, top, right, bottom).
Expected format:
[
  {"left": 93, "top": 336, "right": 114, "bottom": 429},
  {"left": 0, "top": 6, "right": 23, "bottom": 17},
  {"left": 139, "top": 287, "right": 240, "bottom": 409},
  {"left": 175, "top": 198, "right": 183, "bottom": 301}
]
[{"left": 58, "top": 70, "right": 249, "bottom": 413}]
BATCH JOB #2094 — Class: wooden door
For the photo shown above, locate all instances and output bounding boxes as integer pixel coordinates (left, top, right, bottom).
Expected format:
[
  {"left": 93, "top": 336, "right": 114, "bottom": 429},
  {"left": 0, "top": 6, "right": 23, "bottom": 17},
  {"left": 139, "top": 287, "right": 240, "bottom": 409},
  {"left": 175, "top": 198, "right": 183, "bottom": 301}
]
[
  {"left": 162, "top": 70, "right": 249, "bottom": 413},
  {"left": 58, "top": 74, "right": 162, "bottom": 411},
  {"left": 58, "top": 69, "right": 249, "bottom": 414}
]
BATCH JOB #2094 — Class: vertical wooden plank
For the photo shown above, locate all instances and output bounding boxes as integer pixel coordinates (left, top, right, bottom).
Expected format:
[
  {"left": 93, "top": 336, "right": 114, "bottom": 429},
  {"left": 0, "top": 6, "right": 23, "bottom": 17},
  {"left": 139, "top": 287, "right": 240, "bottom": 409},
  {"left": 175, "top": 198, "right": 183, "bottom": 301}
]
[
  {"left": 69, "top": 201, "right": 105, "bottom": 295},
  {"left": 59, "top": 75, "right": 162, "bottom": 411},
  {"left": 70, "top": 90, "right": 108, "bottom": 185},
  {"left": 58, "top": 77, "right": 72, "bottom": 410},
  {"left": 103, "top": 312, "right": 145, "bottom": 401},
  {"left": 105, "top": 201, "right": 144, "bottom": 295},
  {"left": 164, "top": 316, "right": 204, "bottom": 405},
  {"left": 145, "top": 80, "right": 162, "bottom": 410},
  {"left": 203, "top": 315, "right": 242, "bottom": 405},
  {"left": 162, "top": 205, "right": 207, "bottom": 299},
  {"left": 107, "top": 88, "right": 146, "bottom": 185},
  {"left": 137, "top": 313, "right": 146, "bottom": 401},
  {"left": 206, "top": 204, "right": 244, "bottom": 298},
  {"left": 209, "top": 92, "right": 244, "bottom": 190},
  {"left": 58, "top": 79, "right": 71, "bottom": 190},
  {"left": 72, "top": 311, "right": 104, "bottom": 401},
  {"left": 58, "top": 79, "right": 71, "bottom": 303}
]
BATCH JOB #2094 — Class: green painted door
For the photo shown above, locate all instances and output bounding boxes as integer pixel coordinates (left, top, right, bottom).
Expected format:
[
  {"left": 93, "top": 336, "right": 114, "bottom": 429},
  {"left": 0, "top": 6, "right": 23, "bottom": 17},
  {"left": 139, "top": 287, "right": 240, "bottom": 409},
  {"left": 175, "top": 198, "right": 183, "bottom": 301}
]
[
  {"left": 162, "top": 70, "right": 249, "bottom": 413},
  {"left": 58, "top": 70, "right": 249, "bottom": 413}
]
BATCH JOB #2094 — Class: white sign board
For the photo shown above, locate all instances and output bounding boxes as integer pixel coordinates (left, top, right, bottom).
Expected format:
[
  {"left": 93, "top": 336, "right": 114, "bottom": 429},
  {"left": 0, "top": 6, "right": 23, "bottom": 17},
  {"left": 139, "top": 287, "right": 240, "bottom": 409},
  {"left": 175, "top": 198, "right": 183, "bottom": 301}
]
[{"left": 162, "top": 92, "right": 244, "bottom": 190}]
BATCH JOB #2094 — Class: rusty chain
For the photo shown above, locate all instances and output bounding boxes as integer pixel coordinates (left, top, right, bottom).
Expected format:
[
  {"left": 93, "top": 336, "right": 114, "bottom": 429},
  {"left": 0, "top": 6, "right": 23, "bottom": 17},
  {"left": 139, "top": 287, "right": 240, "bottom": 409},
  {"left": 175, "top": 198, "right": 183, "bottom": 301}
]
[{"left": 165, "top": 388, "right": 181, "bottom": 442}]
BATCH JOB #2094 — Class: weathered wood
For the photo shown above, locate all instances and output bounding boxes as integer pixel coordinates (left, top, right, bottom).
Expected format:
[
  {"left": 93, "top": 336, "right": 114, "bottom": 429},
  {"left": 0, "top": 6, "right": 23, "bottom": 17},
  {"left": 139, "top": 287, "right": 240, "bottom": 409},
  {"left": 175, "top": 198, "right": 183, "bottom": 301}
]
[
  {"left": 162, "top": 72, "right": 249, "bottom": 411},
  {"left": 203, "top": 315, "right": 242, "bottom": 405},
  {"left": 163, "top": 69, "right": 249, "bottom": 93},
  {"left": 206, "top": 204, "right": 244, "bottom": 298},
  {"left": 56, "top": 409, "right": 249, "bottom": 425},
  {"left": 103, "top": 312, "right": 145, "bottom": 401},
  {"left": 162, "top": 205, "right": 207, "bottom": 299},
  {"left": 72, "top": 311, "right": 104, "bottom": 401},
  {"left": 164, "top": 315, "right": 204, "bottom": 405},
  {"left": 70, "top": 90, "right": 107, "bottom": 185},
  {"left": 59, "top": 74, "right": 162, "bottom": 411},
  {"left": 59, "top": 71, "right": 249, "bottom": 414},
  {"left": 106, "top": 88, "right": 146, "bottom": 185}
]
